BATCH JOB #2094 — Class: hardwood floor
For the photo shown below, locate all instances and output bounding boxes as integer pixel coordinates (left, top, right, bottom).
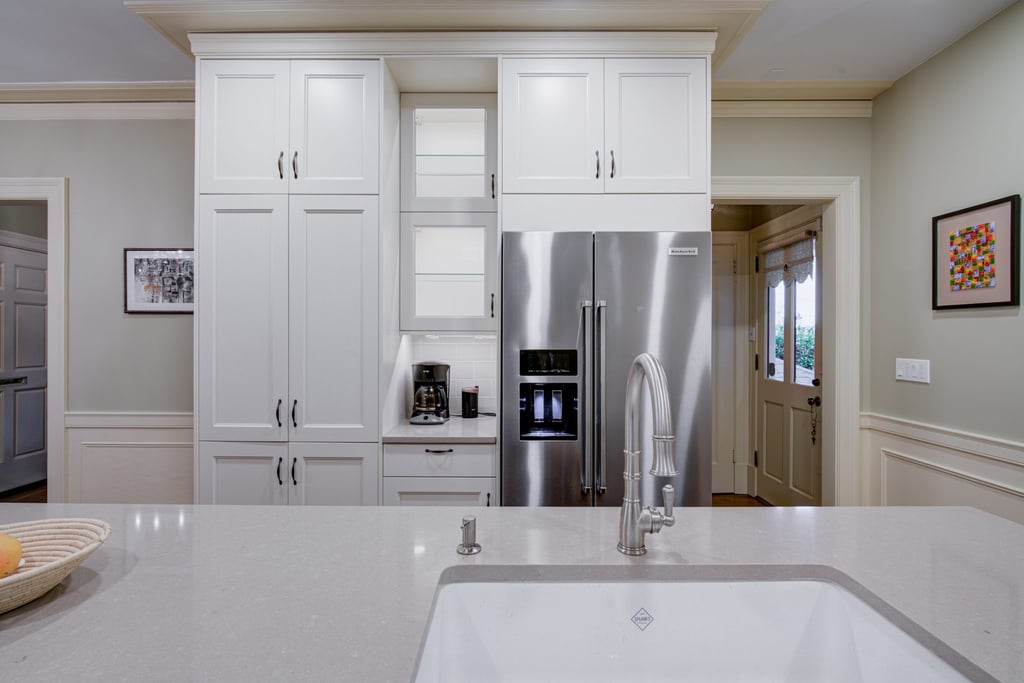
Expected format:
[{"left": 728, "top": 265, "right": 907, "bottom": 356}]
[
  {"left": 0, "top": 481, "right": 47, "bottom": 503},
  {"left": 712, "top": 493, "right": 771, "bottom": 507}
]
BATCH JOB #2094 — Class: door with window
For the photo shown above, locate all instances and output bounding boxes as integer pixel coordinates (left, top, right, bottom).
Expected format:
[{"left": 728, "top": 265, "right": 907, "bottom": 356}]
[{"left": 755, "top": 221, "right": 822, "bottom": 506}]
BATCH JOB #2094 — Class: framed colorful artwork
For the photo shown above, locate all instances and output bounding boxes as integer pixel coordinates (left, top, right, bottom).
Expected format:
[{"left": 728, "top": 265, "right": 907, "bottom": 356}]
[
  {"left": 932, "top": 195, "right": 1020, "bottom": 310},
  {"left": 124, "top": 248, "right": 194, "bottom": 313}
]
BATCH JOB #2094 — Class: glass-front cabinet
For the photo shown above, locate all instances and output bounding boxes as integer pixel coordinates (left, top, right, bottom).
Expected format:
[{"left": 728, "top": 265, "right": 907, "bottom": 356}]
[
  {"left": 401, "top": 93, "right": 497, "bottom": 212},
  {"left": 400, "top": 212, "right": 497, "bottom": 331}
]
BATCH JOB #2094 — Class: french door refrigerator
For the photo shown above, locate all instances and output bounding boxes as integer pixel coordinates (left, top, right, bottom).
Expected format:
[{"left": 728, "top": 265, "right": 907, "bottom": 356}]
[{"left": 501, "top": 231, "right": 711, "bottom": 507}]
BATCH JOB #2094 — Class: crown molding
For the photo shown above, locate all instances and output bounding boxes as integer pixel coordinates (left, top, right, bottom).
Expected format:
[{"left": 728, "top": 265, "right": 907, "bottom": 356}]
[
  {"left": 129, "top": 0, "right": 763, "bottom": 64},
  {"left": 713, "top": 80, "right": 892, "bottom": 101},
  {"left": 188, "top": 31, "right": 717, "bottom": 58},
  {"left": 0, "top": 82, "right": 194, "bottom": 104},
  {"left": 0, "top": 102, "right": 194, "bottom": 121},
  {"left": 713, "top": 100, "right": 873, "bottom": 118}
]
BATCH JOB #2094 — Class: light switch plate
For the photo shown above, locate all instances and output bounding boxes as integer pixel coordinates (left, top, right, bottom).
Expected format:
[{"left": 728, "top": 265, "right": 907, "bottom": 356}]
[{"left": 895, "top": 358, "right": 930, "bottom": 383}]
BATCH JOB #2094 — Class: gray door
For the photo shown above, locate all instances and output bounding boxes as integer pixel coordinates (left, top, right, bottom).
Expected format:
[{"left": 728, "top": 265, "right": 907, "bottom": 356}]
[
  {"left": 501, "top": 231, "right": 594, "bottom": 506},
  {"left": 594, "top": 232, "right": 711, "bottom": 507},
  {"left": 0, "top": 239, "right": 47, "bottom": 493}
]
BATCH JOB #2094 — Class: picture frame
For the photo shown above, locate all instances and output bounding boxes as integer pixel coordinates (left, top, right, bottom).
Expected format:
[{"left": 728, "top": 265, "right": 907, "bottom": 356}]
[
  {"left": 932, "top": 194, "right": 1020, "bottom": 310},
  {"left": 124, "top": 248, "right": 194, "bottom": 313}
]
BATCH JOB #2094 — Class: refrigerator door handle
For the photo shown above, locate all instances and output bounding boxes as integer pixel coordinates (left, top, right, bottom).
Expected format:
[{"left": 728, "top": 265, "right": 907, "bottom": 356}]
[
  {"left": 596, "top": 299, "right": 608, "bottom": 494},
  {"left": 581, "top": 300, "right": 594, "bottom": 495}
]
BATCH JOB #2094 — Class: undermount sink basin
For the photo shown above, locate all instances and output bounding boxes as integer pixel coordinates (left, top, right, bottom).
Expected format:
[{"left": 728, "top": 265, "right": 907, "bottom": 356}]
[{"left": 413, "top": 565, "right": 978, "bottom": 683}]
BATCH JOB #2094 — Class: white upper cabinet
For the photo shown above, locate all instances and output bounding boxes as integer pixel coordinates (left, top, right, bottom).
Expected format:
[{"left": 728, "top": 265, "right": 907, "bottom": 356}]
[
  {"left": 400, "top": 212, "right": 498, "bottom": 332},
  {"left": 199, "top": 59, "right": 379, "bottom": 194},
  {"left": 501, "top": 58, "right": 604, "bottom": 194},
  {"left": 400, "top": 93, "right": 498, "bottom": 212},
  {"left": 501, "top": 57, "right": 707, "bottom": 194},
  {"left": 603, "top": 59, "right": 707, "bottom": 194}
]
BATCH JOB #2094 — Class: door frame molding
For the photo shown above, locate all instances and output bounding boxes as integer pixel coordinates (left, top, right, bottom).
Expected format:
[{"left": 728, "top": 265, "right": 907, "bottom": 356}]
[
  {"left": 712, "top": 176, "right": 861, "bottom": 506},
  {"left": 0, "top": 178, "right": 67, "bottom": 502}
]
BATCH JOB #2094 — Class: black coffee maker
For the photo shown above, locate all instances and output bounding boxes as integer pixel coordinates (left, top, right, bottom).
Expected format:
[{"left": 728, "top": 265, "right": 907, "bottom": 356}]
[{"left": 410, "top": 362, "right": 450, "bottom": 425}]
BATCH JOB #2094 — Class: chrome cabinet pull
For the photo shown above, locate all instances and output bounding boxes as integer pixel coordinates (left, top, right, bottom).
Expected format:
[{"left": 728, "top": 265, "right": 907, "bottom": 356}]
[
  {"left": 275, "top": 399, "right": 282, "bottom": 427},
  {"left": 425, "top": 448, "right": 454, "bottom": 454},
  {"left": 291, "top": 457, "right": 297, "bottom": 486},
  {"left": 292, "top": 151, "right": 298, "bottom": 179},
  {"left": 595, "top": 150, "right": 600, "bottom": 179},
  {"left": 278, "top": 152, "right": 284, "bottom": 179},
  {"left": 276, "top": 457, "right": 283, "bottom": 485},
  {"left": 610, "top": 150, "right": 615, "bottom": 178},
  {"left": 291, "top": 399, "right": 298, "bottom": 428},
  {"left": 581, "top": 300, "right": 594, "bottom": 495},
  {"left": 596, "top": 300, "right": 608, "bottom": 494}
]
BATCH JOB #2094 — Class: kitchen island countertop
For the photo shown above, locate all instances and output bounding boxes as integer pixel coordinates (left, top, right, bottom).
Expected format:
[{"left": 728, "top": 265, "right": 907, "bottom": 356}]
[{"left": 1, "top": 503, "right": 1022, "bottom": 682}]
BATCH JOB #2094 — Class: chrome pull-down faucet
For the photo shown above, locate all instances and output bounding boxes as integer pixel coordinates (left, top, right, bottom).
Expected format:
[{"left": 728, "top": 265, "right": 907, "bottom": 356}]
[{"left": 617, "top": 353, "right": 677, "bottom": 556}]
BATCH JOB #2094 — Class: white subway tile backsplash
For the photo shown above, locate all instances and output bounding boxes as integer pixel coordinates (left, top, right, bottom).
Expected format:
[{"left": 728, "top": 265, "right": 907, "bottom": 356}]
[{"left": 408, "top": 335, "right": 498, "bottom": 414}]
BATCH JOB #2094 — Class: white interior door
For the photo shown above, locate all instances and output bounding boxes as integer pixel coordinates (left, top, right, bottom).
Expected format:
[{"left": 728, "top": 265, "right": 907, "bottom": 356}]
[
  {"left": 603, "top": 58, "right": 707, "bottom": 193},
  {"left": 755, "top": 222, "right": 822, "bottom": 506},
  {"left": 0, "top": 235, "right": 47, "bottom": 493},
  {"left": 711, "top": 241, "right": 736, "bottom": 492},
  {"left": 501, "top": 58, "right": 604, "bottom": 194}
]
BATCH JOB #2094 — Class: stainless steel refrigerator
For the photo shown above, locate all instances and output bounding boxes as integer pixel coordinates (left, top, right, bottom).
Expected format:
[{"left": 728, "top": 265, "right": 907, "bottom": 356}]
[{"left": 501, "top": 231, "right": 711, "bottom": 507}]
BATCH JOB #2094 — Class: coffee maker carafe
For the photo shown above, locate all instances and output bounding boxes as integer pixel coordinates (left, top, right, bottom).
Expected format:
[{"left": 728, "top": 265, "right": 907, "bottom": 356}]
[{"left": 410, "top": 362, "right": 450, "bottom": 425}]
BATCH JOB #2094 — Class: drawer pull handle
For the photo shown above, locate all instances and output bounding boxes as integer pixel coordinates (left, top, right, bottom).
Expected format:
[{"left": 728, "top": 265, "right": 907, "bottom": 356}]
[
  {"left": 425, "top": 448, "right": 454, "bottom": 454},
  {"left": 486, "top": 492, "right": 491, "bottom": 507},
  {"left": 276, "top": 457, "right": 283, "bottom": 485},
  {"left": 291, "top": 457, "right": 297, "bottom": 486}
]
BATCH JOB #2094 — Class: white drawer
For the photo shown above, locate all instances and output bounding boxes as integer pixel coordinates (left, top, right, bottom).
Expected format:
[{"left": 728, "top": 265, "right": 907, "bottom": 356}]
[
  {"left": 383, "top": 443, "right": 495, "bottom": 477},
  {"left": 382, "top": 477, "right": 495, "bottom": 507}
]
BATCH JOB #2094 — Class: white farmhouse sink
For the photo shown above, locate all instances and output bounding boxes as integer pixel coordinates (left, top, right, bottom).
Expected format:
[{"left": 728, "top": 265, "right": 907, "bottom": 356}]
[{"left": 413, "top": 565, "right": 977, "bottom": 683}]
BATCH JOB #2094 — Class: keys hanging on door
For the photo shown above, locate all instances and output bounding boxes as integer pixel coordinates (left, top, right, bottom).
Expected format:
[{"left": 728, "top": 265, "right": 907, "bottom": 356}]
[{"left": 807, "top": 395, "right": 821, "bottom": 444}]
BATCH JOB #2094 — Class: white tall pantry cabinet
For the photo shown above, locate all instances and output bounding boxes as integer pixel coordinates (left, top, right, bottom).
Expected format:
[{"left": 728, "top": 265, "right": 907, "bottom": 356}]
[{"left": 194, "top": 55, "right": 381, "bottom": 505}]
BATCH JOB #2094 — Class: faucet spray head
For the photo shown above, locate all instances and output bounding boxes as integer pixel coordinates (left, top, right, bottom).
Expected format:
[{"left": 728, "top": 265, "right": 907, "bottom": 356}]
[{"left": 649, "top": 434, "right": 678, "bottom": 477}]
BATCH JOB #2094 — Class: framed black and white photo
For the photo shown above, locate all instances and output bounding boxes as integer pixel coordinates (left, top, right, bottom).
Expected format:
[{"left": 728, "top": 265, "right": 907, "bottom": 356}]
[{"left": 124, "top": 248, "right": 194, "bottom": 313}]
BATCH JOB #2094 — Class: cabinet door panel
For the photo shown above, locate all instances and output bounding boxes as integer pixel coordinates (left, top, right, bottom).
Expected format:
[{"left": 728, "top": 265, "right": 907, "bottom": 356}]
[
  {"left": 288, "top": 442, "right": 378, "bottom": 506},
  {"left": 289, "top": 196, "right": 379, "bottom": 442},
  {"left": 198, "top": 195, "right": 289, "bottom": 441},
  {"left": 290, "top": 61, "right": 379, "bottom": 194},
  {"left": 382, "top": 477, "right": 495, "bottom": 507},
  {"left": 198, "top": 441, "right": 288, "bottom": 505},
  {"left": 199, "top": 60, "right": 290, "bottom": 194},
  {"left": 501, "top": 58, "right": 603, "bottom": 194},
  {"left": 400, "top": 212, "right": 497, "bottom": 332},
  {"left": 604, "top": 58, "right": 707, "bottom": 193}
]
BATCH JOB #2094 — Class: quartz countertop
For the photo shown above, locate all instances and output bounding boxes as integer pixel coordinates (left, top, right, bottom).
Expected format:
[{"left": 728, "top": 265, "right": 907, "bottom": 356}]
[
  {"left": 383, "top": 415, "right": 497, "bottom": 443},
  {"left": 1, "top": 504, "right": 1022, "bottom": 682}
]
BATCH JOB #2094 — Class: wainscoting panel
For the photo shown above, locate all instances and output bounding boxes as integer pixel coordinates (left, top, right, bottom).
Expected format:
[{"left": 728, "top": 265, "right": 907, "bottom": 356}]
[
  {"left": 65, "top": 412, "right": 194, "bottom": 504},
  {"left": 862, "top": 413, "right": 1024, "bottom": 525}
]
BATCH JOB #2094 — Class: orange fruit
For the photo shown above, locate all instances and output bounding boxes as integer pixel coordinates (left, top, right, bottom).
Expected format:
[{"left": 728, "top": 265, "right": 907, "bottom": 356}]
[{"left": 0, "top": 533, "right": 23, "bottom": 578}]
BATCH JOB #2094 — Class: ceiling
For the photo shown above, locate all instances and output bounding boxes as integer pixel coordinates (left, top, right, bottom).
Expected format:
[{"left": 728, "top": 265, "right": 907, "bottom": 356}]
[{"left": 0, "top": 0, "right": 1018, "bottom": 102}]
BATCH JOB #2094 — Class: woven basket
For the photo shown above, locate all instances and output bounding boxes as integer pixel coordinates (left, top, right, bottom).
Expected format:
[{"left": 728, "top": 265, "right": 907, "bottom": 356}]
[{"left": 0, "top": 518, "right": 111, "bottom": 615}]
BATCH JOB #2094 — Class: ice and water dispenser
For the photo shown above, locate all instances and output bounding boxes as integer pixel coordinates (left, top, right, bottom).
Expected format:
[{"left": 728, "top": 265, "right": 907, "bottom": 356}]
[{"left": 517, "top": 350, "right": 579, "bottom": 440}]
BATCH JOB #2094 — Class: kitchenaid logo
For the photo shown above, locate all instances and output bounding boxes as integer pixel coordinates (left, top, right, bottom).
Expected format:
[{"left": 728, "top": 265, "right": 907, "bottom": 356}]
[
  {"left": 668, "top": 247, "right": 699, "bottom": 256},
  {"left": 631, "top": 608, "right": 654, "bottom": 631}
]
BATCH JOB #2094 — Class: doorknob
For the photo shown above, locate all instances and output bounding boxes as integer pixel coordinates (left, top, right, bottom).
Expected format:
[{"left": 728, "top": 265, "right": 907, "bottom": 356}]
[{"left": 807, "top": 396, "right": 821, "bottom": 407}]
